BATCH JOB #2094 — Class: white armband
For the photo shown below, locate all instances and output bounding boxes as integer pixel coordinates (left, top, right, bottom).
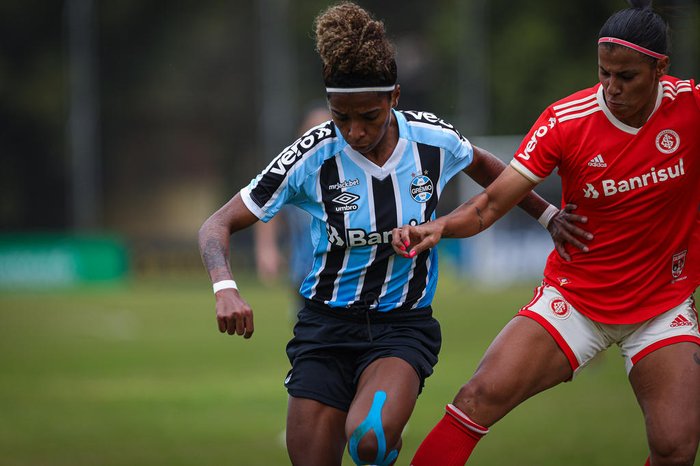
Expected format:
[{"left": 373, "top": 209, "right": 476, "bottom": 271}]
[
  {"left": 213, "top": 280, "right": 238, "bottom": 293},
  {"left": 538, "top": 205, "right": 559, "bottom": 229}
]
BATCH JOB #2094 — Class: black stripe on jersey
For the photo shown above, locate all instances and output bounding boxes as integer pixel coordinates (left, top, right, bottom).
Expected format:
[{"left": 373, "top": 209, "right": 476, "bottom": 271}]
[
  {"left": 417, "top": 143, "right": 441, "bottom": 222},
  {"left": 401, "top": 110, "right": 467, "bottom": 142},
  {"left": 249, "top": 122, "right": 335, "bottom": 209},
  {"left": 404, "top": 143, "right": 441, "bottom": 308},
  {"left": 313, "top": 156, "right": 346, "bottom": 302},
  {"left": 356, "top": 175, "right": 398, "bottom": 306},
  {"left": 403, "top": 249, "right": 431, "bottom": 308}
]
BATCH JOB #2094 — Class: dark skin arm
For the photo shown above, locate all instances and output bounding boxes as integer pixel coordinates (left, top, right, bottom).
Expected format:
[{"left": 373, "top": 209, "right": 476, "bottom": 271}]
[
  {"left": 198, "top": 193, "right": 259, "bottom": 338},
  {"left": 456, "top": 146, "right": 590, "bottom": 260},
  {"left": 393, "top": 160, "right": 593, "bottom": 258}
]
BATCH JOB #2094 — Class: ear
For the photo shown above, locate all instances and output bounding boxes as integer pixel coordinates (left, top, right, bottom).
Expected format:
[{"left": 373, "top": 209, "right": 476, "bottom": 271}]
[
  {"left": 391, "top": 85, "right": 401, "bottom": 108},
  {"left": 656, "top": 56, "right": 670, "bottom": 78}
]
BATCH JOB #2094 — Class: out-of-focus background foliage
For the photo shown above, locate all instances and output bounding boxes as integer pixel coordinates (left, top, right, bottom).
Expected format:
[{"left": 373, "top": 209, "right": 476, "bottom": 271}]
[
  {"left": 0, "top": 1, "right": 698, "bottom": 465},
  {"left": 1, "top": 0, "right": 697, "bottom": 277}
]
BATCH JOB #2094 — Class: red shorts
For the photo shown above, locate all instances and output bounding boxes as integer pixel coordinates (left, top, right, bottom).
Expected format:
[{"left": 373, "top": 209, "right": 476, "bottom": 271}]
[{"left": 518, "top": 284, "right": 700, "bottom": 375}]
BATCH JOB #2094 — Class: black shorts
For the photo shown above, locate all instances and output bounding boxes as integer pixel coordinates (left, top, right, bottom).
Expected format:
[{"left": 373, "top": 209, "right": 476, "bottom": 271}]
[{"left": 284, "top": 299, "right": 441, "bottom": 412}]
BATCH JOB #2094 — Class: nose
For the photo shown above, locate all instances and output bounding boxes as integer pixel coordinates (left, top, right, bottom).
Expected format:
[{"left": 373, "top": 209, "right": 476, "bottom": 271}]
[
  {"left": 606, "top": 76, "right": 622, "bottom": 96},
  {"left": 347, "top": 120, "right": 366, "bottom": 142}
]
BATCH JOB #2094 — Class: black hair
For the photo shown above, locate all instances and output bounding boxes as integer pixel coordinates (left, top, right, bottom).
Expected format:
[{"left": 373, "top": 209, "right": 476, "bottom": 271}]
[{"left": 599, "top": 0, "right": 670, "bottom": 58}]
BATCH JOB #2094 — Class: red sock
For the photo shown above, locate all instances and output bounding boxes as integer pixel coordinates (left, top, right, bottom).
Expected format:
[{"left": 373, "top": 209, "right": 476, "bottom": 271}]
[
  {"left": 410, "top": 404, "right": 489, "bottom": 466},
  {"left": 644, "top": 458, "right": 650, "bottom": 466}
]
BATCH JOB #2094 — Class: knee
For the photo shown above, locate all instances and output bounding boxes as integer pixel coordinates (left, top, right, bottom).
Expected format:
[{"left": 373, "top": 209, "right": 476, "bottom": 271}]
[
  {"left": 650, "top": 433, "right": 699, "bottom": 466},
  {"left": 452, "top": 376, "right": 526, "bottom": 428},
  {"left": 347, "top": 433, "right": 401, "bottom": 466},
  {"left": 453, "top": 378, "right": 510, "bottom": 414},
  {"left": 346, "top": 421, "right": 402, "bottom": 466}
]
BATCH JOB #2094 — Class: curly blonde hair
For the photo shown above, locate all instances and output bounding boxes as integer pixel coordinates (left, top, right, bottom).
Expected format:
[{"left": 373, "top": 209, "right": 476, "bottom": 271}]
[{"left": 314, "top": 2, "right": 397, "bottom": 88}]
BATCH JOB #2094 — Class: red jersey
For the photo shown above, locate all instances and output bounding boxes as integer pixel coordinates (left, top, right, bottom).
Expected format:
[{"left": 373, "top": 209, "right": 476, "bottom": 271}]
[{"left": 510, "top": 76, "right": 700, "bottom": 324}]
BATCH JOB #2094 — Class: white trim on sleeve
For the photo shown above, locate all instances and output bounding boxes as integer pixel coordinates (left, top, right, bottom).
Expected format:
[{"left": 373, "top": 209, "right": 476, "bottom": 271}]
[
  {"left": 239, "top": 186, "right": 266, "bottom": 220},
  {"left": 509, "top": 159, "right": 544, "bottom": 184}
]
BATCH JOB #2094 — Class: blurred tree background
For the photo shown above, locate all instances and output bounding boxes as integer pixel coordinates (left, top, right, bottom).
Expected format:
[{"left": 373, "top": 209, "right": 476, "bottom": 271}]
[{"left": 0, "top": 0, "right": 697, "bottom": 274}]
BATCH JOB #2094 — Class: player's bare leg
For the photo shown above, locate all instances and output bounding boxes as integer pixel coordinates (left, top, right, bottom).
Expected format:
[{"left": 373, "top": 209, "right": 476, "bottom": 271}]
[
  {"left": 411, "top": 316, "right": 572, "bottom": 466},
  {"left": 286, "top": 397, "right": 347, "bottom": 466},
  {"left": 453, "top": 316, "right": 573, "bottom": 426},
  {"left": 345, "top": 357, "right": 420, "bottom": 466},
  {"left": 630, "top": 342, "right": 700, "bottom": 466}
]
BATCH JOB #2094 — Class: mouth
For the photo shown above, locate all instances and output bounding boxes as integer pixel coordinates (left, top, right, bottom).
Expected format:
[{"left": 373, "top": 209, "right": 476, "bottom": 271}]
[{"left": 605, "top": 97, "right": 625, "bottom": 109}]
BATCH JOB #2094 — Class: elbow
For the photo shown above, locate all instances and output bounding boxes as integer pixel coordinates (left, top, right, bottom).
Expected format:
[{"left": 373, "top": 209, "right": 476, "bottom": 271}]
[{"left": 198, "top": 213, "right": 222, "bottom": 249}]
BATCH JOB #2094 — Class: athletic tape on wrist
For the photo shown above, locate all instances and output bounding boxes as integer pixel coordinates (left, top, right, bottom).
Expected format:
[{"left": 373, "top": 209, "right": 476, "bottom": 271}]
[
  {"left": 212, "top": 280, "right": 237, "bottom": 293},
  {"left": 538, "top": 205, "right": 559, "bottom": 229}
]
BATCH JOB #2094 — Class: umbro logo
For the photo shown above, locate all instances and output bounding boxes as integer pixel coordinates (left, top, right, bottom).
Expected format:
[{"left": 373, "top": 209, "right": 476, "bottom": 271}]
[
  {"left": 332, "top": 192, "right": 360, "bottom": 212},
  {"left": 670, "top": 314, "right": 693, "bottom": 328},
  {"left": 588, "top": 154, "right": 607, "bottom": 168}
]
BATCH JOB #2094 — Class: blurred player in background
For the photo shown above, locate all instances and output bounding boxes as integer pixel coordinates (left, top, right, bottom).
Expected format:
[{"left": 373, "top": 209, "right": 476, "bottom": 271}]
[
  {"left": 253, "top": 104, "right": 331, "bottom": 314},
  {"left": 396, "top": 1, "right": 699, "bottom": 465},
  {"left": 198, "top": 2, "right": 588, "bottom": 465}
]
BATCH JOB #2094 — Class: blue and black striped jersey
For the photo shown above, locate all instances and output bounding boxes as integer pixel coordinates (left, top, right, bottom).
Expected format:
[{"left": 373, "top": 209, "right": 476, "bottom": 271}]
[{"left": 241, "top": 109, "right": 473, "bottom": 312}]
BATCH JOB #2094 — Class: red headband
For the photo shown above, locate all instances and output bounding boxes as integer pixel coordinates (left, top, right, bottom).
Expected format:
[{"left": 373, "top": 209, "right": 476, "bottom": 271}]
[{"left": 598, "top": 37, "right": 667, "bottom": 60}]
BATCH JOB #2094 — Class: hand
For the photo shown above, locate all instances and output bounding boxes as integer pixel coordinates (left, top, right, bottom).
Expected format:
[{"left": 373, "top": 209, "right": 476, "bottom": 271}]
[
  {"left": 547, "top": 204, "right": 593, "bottom": 262},
  {"left": 214, "top": 289, "right": 254, "bottom": 338},
  {"left": 391, "top": 220, "right": 445, "bottom": 258}
]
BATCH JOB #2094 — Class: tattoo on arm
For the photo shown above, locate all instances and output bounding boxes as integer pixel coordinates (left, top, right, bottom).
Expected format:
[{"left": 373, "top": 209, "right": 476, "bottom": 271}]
[
  {"left": 474, "top": 206, "right": 485, "bottom": 232},
  {"left": 459, "top": 199, "right": 485, "bottom": 234},
  {"left": 201, "top": 238, "right": 229, "bottom": 273}
]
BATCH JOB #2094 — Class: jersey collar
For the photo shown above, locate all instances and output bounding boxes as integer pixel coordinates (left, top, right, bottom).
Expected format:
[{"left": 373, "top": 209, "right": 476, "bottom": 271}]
[
  {"left": 342, "top": 109, "right": 407, "bottom": 180},
  {"left": 596, "top": 83, "right": 663, "bottom": 135}
]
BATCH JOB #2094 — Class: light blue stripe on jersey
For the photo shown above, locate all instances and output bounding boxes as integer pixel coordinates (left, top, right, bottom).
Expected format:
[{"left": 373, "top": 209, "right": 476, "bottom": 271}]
[{"left": 244, "top": 110, "right": 473, "bottom": 311}]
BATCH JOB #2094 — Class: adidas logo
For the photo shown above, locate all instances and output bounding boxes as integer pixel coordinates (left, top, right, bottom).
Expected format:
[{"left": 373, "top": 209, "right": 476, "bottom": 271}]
[
  {"left": 670, "top": 314, "right": 693, "bottom": 328},
  {"left": 588, "top": 154, "right": 607, "bottom": 168}
]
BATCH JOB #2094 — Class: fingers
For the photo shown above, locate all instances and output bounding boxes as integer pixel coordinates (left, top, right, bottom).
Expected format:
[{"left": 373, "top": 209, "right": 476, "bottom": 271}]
[
  {"left": 217, "top": 315, "right": 227, "bottom": 333},
  {"left": 561, "top": 204, "right": 593, "bottom": 238},
  {"left": 554, "top": 242, "right": 572, "bottom": 262},
  {"left": 565, "top": 224, "right": 594, "bottom": 243},
  {"left": 243, "top": 314, "right": 254, "bottom": 339},
  {"left": 558, "top": 231, "right": 589, "bottom": 253},
  {"left": 219, "top": 313, "right": 254, "bottom": 337},
  {"left": 391, "top": 227, "right": 412, "bottom": 255},
  {"left": 216, "top": 299, "right": 254, "bottom": 338},
  {"left": 391, "top": 226, "right": 419, "bottom": 258},
  {"left": 392, "top": 225, "right": 441, "bottom": 258},
  {"left": 403, "top": 238, "right": 433, "bottom": 257}
]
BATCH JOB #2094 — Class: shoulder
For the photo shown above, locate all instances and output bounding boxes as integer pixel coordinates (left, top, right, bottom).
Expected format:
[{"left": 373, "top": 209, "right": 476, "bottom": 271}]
[
  {"left": 660, "top": 76, "right": 699, "bottom": 107},
  {"left": 261, "top": 120, "right": 341, "bottom": 180},
  {"left": 660, "top": 75, "right": 695, "bottom": 89},
  {"left": 546, "top": 85, "right": 601, "bottom": 124},
  {"left": 399, "top": 110, "right": 468, "bottom": 147}
]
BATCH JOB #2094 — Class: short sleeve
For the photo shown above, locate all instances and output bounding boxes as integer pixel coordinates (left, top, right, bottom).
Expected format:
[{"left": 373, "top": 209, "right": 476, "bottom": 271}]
[
  {"left": 443, "top": 135, "right": 474, "bottom": 180},
  {"left": 509, "top": 106, "right": 562, "bottom": 184}
]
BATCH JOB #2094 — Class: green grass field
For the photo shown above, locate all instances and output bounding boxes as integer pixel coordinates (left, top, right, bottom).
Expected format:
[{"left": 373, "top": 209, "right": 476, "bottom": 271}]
[{"left": 1, "top": 272, "right": 691, "bottom": 466}]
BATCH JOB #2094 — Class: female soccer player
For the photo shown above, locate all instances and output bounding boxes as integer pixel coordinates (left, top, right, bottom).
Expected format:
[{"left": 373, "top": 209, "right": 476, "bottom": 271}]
[
  {"left": 396, "top": 1, "right": 700, "bottom": 465},
  {"left": 198, "top": 2, "right": 587, "bottom": 465}
]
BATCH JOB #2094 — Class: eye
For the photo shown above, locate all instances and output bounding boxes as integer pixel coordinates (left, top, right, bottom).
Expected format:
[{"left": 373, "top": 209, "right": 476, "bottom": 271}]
[{"left": 362, "top": 112, "right": 380, "bottom": 121}]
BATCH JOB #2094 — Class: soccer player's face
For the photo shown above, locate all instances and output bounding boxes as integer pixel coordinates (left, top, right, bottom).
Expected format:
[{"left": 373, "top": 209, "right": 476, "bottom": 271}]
[
  {"left": 598, "top": 45, "right": 666, "bottom": 127},
  {"left": 327, "top": 92, "right": 396, "bottom": 157}
]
